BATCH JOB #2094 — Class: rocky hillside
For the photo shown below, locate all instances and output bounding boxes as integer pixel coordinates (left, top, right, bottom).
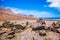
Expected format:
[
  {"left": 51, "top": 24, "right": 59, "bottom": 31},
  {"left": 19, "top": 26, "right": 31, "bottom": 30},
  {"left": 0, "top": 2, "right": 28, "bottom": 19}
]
[{"left": 0, "top": 7, "right": 37, "bottom": 21}]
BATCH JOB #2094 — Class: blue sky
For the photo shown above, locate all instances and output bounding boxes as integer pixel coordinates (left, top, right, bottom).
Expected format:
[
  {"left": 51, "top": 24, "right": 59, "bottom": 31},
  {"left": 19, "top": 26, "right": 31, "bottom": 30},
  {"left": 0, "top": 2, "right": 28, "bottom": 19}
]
[{"left": 0, "top": 0, "right": 60, "bottom": 18}]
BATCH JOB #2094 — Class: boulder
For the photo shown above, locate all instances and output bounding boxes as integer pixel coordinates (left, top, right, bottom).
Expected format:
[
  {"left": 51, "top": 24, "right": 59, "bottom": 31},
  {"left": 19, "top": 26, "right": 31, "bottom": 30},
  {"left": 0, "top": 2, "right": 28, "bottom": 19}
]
[
  {"left": 39, "top": 30, "right": 46, "bottom": 36},
  {"left": 8, "top": 31, "right": 15, "bottom": 35},
  {"left": 2, "top": 21, "right": 13, "bottom": 28},
  {"left": 52, "top": 22, "right": 60, "bottom": 29},
  {"left": 32, "top": 26, "right": 45, "bottom": 30},
  {"left": 7, "top": 35, "right": 14, "bottom": 39},
  {"left": 56, "top": 28, "right": 60, "bottom": 33},
  {"left": 13, "top": 24, "right": 25, "bottom": 30},
  {"left": 50, "top": 28, "right": 56, "bottom": 32},
  {"left": 0, "top": 30, "right": 6, "bottom": 35},
  {"left": 44, "top": 26, "right": 51, "bottom": 31}
]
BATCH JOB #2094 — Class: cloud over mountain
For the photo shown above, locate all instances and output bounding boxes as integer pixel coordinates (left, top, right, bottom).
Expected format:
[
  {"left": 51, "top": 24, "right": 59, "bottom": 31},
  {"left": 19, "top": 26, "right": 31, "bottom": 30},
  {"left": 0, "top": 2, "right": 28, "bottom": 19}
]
[{"left": 5, "top": 7, "right": 54, "bottom": 18}]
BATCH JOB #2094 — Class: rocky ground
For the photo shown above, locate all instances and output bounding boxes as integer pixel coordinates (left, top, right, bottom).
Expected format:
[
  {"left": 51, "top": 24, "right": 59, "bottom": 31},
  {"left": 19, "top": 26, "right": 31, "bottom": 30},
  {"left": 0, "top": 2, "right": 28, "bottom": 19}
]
[
  {"left": 0, "top": 19, "right": 60, "bottom": 40},
  {"left": 0, "top": 28, "right": 60, "bottom": 40}
]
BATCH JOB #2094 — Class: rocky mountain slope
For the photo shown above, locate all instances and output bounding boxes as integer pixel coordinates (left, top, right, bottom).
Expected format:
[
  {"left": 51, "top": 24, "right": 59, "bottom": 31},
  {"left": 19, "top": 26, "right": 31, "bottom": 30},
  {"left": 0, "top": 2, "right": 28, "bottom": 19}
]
[{"left": 0, "top": 7, "right": 37, "bottom": 21}]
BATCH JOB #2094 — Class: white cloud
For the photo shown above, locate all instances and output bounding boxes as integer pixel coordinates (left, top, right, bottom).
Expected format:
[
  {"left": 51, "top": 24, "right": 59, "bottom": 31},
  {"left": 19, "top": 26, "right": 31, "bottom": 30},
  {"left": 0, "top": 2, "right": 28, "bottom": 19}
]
[
  {"left": 46, "top": 0, "right": 60, "bottom": 10},
  {"left": 5, "top": 7, "right": 54, "bottom": 17}
]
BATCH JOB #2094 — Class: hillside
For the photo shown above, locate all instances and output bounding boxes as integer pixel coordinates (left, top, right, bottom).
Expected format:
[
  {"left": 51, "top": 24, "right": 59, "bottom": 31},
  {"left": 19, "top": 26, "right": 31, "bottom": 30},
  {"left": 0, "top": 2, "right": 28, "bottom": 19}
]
[{"left": 0, "top": 7, "right": 37, "bottom": 21}]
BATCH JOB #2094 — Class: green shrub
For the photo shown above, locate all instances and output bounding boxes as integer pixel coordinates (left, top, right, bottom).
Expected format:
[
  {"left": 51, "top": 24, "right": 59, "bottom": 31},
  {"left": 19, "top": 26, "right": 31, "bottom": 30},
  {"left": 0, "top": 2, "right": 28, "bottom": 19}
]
[
  {"left": 13, "top": 33, "right": 18, "bottom": 38},
  {"left": 45, "top": 37, "right": 50, "bottom": 40},
  {"left": 3, "top": 37, "right": 7, "bottom": 40}
]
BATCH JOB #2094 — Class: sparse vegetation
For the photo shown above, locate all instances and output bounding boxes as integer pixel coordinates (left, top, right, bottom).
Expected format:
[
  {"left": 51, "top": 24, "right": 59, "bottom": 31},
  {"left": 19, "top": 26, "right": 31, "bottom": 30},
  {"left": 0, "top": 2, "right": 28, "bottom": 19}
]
[
  {"left": 13, "top": 33, "right": 18, "bottom": 38},
  {"left": 0, "top": 19, "right": 60, "bottom": 40},
  {"left": 3, "top": 37, "right": 7, "bottom": 40},
  {"left": 45, "top": 37, "right": 50, "bottom": 40}
]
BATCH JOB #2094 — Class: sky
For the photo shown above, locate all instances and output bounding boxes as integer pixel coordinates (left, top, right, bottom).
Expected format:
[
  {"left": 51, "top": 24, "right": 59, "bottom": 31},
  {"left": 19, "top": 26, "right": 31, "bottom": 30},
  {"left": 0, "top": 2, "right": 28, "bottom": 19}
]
[{"left": 0, "top": 0, "right": 60, "bottom": 18}]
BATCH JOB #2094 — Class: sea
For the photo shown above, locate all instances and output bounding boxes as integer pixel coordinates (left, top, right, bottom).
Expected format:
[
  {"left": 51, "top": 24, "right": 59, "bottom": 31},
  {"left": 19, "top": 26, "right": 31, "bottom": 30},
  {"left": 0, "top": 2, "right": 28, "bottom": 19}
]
[
  {"left": 41, "top": 17, "right": 60, "bottom": 20},
  {"left": 47, "top": 18, "right": 60, "bottom": 20}
]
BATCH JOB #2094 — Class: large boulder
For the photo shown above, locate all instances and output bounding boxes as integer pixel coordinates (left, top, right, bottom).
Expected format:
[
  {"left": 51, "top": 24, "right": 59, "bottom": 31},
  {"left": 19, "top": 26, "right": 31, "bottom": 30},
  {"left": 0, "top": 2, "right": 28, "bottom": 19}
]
[
  {"left": 31, "top": 18, "right": 46, "bottom": 31},
  {"left": 31, "top": 22, "right": 45, "bottom": 30},
  {"left": 32, "top": 26, "right": 45, "bottom": 30}
]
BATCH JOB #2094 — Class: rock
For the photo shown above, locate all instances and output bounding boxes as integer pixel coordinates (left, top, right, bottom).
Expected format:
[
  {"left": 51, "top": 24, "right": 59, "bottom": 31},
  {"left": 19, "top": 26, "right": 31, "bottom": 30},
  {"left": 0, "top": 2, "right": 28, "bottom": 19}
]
[
  {"left": 2, "top": 21, "right": 13, "bottom": 28},
  {"left": 55, "top": 24, "right": 60, "bottom": 28},
  {"left": 7, "top": 35, "right": 14, "bottom": 39},
  {"left": 7, "top": 31, "right": 15, "bottom": 39},
  {"left": 52, "top": 22, "right": 60, "bottom": 29},
  {"left": 32, "top": 26, "right": 45, "bottom": 31},
  {"left": 37, "top": 18, "right": 46, "bottom": 26},
  {"left": 39, "top": 30, "right": 46, "bottom": 36},
  {"left": 50, "top": 28, "right": 57, "bottom": 32},
  {"left": 53, "top": 25, "right": 59, "bottom": 29},
  {"left": 0, "top": 26, "right": 2, "bottom": 28},
  {"left": 13, "top": 24, "right": 24, "bottom": 30},
  {"left": 44, "top": 26, "right": 51, "bottom": 31},
  {"left": 15, "top": 29, "right": 23, "bottom": 33},
  {"left": 56, "top": 28, "right": 60, "bottom": 33},
  {"left": 0, "top": 30, "right": 6, "bottom": 35},
  {"left": 8, "top": 31, "right": 15, "bottom": 35}
]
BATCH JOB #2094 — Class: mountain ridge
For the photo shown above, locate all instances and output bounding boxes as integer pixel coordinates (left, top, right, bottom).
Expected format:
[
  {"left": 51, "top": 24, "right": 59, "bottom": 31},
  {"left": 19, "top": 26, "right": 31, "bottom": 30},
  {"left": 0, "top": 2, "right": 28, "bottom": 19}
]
[{"left": 0, "top": 8, "right": 37, "bottom": 21}]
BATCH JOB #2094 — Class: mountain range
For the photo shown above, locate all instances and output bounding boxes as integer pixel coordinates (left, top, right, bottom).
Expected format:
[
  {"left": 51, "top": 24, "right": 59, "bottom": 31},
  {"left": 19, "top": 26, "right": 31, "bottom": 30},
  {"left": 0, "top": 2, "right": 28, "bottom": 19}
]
[{"left": 0, "top": 7, "right": 37, "bottom": 21}]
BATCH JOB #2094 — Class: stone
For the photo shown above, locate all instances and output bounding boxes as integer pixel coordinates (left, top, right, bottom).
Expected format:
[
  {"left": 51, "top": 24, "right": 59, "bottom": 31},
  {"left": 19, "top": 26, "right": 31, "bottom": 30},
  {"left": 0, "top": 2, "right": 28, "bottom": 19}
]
[
  {"left": 13, "top": 24, "right": 24, "bottom": 30},
  {"left": 0, "top": 30, "right": 6, "bottom": 35},
  {"left": 8, "top": 31, "right": 15, "bottom": 35},
  {"left": 50, "top": 28, "right": 57, "bottom": 32},
  {"left": 56, "top": 28, "right": 60, "bottom": 33},
  {"left": 52, "top": 22, "right": 60, "bottom": 29},
  {"left": 39, "top": 30, "right": 46, "bottom": 36},
  {"left": 7, "top": 35, "right": 14, "bottom": 39},
  {"left": 32, "top": 26, "right": 45, "bottom": 31}
]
